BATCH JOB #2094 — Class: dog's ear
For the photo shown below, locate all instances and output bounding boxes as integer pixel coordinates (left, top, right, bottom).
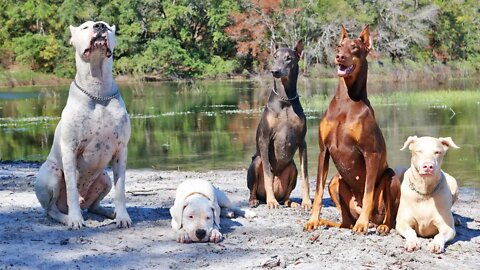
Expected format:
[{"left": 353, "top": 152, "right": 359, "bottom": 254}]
[
  {"left": 69, "top": 25, "right": 77, "bottom": 45},
  {"left": 438, "top": 137, "right": 460, "bottom": 151},
  {"left": 272, "top": 39, "right": 279, "bottom": 52},
  {"left": 170, "top": 201, "right": 188, "bottom": 230},
  {"left": 111, "top": 25, "right": 116, "bottom": 34},
  {"left": 400, "top": 136, "right": 418, "bottom": 151},
  {"left": 294, "top": 40, "right": 304, "bottom": 59},
  {"left": 210, "top": 202, "right": 221, "bottom": 229},
  {"left": 340, "top": 25, "right": 348, "bottom": 44},
  {"left": 358, "top": 24, "right": 372, "bottom": 52}
]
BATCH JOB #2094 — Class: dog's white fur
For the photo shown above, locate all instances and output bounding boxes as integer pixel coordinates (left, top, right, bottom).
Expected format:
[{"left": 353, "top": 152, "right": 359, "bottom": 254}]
[
  {"left": 396, "top": 136, "right": 459, "bottom": 253},
  {"left": 170, "top": 179, "right": 256, "bottom": 243},
  {"left": 35, "top": 21, "right": 132, "bottom": 229}
]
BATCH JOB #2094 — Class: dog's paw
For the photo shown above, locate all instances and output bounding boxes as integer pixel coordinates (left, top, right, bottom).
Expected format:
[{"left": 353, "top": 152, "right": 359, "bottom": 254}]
[
  {"left": 301, "top": 199, "right": 312, "bottom": 210},
  {"left": 249, "top": 199, "right": 260, "bottom": 208},
  {"left": 405, "top": 239, "right": 421, "bottom": 252},
  {"left": 304, "top": 219, "right": 321, "bottom": 231},
  {"left": 209, "top": 228, "right": 223, "bottom": 243},
  {"left": 67, "top": 213, "right": 85, "bottom": 229},
  {"left": 115, "top": 212, "right": 132, "bottom": 228},
  {"left": 352, "top": 221, "right": 369, "bottom": 234},
  {"left": 177, "top": 231, "right": 192, "bottom": 243},
  {"left": 376, "top": 224, "right": 390, "bottom": 235},
  {"left": 428, "top": 240, "right": 445, "bottom": 254},
  {"left": 266, "top": 199, "right": 280, "bottom": 209}
]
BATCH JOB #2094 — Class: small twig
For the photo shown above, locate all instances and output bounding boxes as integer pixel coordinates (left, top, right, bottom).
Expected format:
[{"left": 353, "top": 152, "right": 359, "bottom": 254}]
[
  {"left": 127, "top": 190, "right": 156, "bottom": 196},
  {"left": 449, "top": 107, "right": 456, "bottom": 119}
]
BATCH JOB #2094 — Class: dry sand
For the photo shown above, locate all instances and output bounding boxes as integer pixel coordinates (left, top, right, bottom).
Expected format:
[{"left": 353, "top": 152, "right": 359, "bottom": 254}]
[{"left": 1, "top": 162, "right": 479, "bottom": 269}]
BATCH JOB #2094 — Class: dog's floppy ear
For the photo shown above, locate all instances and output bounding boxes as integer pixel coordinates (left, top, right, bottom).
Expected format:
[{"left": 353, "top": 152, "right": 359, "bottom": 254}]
[
  {"left": 358, "top": 24, "right": 372, "bottom": 52},
  {"left": 340, "top": 25, "right": 348, "bottom": 44},
  {"left": 170, "top": 200, "right": 188, "bottom": 230},
  {"left": 438, "top": 137, "right": 460, "bottom": 151},
  {"left": 69, "top": 25, "right": 77, "bottom": 45},
  {"left": 400, "top": 136, "right": 418, "bottom": 151},
  {"left": 294, "top": 40, "right": 304, "bottom": 59},
  {"left": 210, "top": 202, "right": 221, "bottom": 229}
]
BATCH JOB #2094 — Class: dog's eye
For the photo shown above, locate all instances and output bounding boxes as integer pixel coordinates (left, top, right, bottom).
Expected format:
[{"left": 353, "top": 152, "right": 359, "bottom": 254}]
[
  {"left": 434, "top": 151, "right": 441, "bottom": 155},
  {"left": 188, "top": 215, "right": 194, "bottom": 219},
  {"left": 206, "top": 216, "right": 211, "bottom": 220},
  {"left": 81, "top": 26, "right": 88, "bottom": 30}
]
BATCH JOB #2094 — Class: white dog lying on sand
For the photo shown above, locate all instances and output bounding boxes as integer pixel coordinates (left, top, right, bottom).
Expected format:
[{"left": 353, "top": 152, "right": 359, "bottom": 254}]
[{"left": 170, "top": 179, "right": 256, "bottom": 243}]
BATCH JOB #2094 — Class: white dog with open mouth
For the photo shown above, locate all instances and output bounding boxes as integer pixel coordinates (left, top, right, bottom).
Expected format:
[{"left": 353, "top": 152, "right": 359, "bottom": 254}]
[
  {"left": 396, "top": 136, "right": 459, "bottom": 253},
  {"left": 35, "top": 21, "right": 132, "bottom": 229},
  {"left": 170, "top": 179, "right": 256, "bottom": 243}
]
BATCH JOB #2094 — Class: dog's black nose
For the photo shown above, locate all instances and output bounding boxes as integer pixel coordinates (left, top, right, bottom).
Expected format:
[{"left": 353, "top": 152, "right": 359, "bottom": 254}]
[
  {"left": 271, "top": 69, "right": 281, "bottom": 77},
  {"left": 195, "top": 229, "right": 207, "bottom": 240},
  {"left": 93, "top": 23, "right": 107, "bottom": 33}
]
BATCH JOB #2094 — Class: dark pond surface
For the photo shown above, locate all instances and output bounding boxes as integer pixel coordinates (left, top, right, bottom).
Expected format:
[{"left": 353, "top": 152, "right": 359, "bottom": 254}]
[{"left": 0, "top": 78, "right": 479, "bottom": 187}]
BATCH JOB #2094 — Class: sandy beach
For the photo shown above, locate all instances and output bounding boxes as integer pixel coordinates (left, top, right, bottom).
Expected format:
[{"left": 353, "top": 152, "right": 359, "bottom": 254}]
[{"left": 0, "top": 161, "right": 478, "bottom": 269}]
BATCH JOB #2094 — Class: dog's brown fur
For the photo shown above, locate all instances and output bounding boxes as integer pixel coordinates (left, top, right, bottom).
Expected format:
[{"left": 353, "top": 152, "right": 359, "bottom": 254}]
[{"left": 304, "top": 25, "right": 400, "bottom": 234}]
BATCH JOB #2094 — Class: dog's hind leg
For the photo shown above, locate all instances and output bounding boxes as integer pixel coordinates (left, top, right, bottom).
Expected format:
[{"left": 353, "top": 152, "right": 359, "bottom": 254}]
[
  {"left": 35, "top": 162, "right": 70, "bottom": 225},
  {"left": 87, "top": 171, "right": 115, "bottom": 219},
  {"left": 328, "top": 174, "right": 341, "bottom": 212},
  {"left": 247, "top": 155, "right": 263, "bottom": 208}
]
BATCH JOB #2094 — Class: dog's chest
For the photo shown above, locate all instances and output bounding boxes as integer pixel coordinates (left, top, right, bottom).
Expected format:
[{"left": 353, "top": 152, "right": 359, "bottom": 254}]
[{"left": 76, "top": 102, "right": 130, "bottom": 168}]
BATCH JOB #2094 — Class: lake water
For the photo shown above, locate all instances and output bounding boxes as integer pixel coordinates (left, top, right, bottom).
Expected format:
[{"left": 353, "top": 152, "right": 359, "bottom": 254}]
[{"left": 0, "top": 78, "right": 479, "bottom": 188}]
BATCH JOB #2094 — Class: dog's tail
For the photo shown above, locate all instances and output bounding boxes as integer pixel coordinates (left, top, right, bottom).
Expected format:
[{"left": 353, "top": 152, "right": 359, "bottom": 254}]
[
  {"left": 221, "top": 206, "right": 256, "bottom": 218},
  {"left": 232, "top": 207, "right": 257, "bottom": 218}
]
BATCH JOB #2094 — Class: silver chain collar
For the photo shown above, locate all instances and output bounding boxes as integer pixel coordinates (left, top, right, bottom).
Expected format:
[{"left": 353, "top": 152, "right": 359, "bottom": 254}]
[
  {"left": 272, "top": 87, "right": 299, "bottom": 101},
  {"left": 74, "top": 80, "right": 119, "bottom": 101},
  {"left": 408, "top": 170, "right": 441, "bottom": 198}
]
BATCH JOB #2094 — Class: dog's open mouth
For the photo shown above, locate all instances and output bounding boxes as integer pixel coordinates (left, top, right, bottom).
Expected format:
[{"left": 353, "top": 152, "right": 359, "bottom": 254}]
[
  {"left": 337, "top": 64, "right": 355, "bottom": 77},
  {"left": 83, "top": 37, "right": 112, "bottom": 59}
]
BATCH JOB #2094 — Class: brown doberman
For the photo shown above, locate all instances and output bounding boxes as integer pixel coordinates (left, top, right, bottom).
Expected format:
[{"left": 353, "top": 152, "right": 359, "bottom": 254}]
[
  {"left": 247, "top": 41, "right": 311, "bottom": 210},
  {"left": 304, "top": 25, "right": 400, "bottom": 234}
]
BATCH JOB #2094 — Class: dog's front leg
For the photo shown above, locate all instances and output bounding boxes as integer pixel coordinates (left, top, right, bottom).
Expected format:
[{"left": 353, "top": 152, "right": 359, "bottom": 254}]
[
  {"left": 299, "top": 140, "right": 311, "bottom": 210},
  {"left": 429, "top": 222, "right": 455, "bottom": 253},
  {"left": 259, "top": 138, "right": 279, "bottom": 209},
  {"left": 112, "top": 147, "right": 132, "bottom": 228},
  {"left": 396, "top": 220, "right": 421, "bottom": 252},
  {"left": 304, "top": 148, "right": 330, "bottom": 231},
  {"left": 61, "top": 149, "right": 84, "bottom": 229}
]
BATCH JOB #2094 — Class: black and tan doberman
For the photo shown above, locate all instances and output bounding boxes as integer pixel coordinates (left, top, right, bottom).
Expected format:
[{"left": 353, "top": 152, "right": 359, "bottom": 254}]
[
  {"left": 304, "top": 25, "right": 400, "bottom": 234},
  {"left": 247, "top": 41, "right": 311, "bottom": 210}
]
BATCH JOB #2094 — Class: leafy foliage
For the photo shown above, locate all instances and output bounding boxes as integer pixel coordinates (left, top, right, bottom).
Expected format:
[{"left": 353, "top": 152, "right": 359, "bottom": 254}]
[{"left": 0, "top": 0, "right": 478, "bottom": 78}]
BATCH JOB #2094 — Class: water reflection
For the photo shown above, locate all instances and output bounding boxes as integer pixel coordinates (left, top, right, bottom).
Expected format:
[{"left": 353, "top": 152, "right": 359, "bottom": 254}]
[{"left": 0, "top": 79, "right": 478, "bottom": 187}]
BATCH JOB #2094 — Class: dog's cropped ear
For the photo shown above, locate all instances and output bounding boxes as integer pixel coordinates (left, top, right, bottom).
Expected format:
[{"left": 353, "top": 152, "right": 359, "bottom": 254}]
[
  {"left": 210, "top": 202, "right": 221, "bottom": 229},
  {"left": 271, "top": 39, "right": 279, "bottom": 52},
  {"left": 69, "top": 25, "right": 77, "bottom": 45},
  {"left": 294, "top": 40, "right": 304, "bottom": 59},
  {"left": 170, "top": 201, "right": 188, "bottom": 230},
  {"left": 400, "top": 136, "right": 418, "bottom": 151},
  {"left": 340, "top": 25, "right": 348, "bottom": 44},
  {"left": 438, "top": 137, "right": 460, "bottom": 151},
  {"left": 358, "top": 24, "right": 372, "bottom": 52}
]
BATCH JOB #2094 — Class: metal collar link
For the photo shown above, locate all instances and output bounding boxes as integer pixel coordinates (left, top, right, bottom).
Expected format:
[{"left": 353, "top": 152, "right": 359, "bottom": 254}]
[
  {"left": 272, "top": 87, "right": 299, "bottom": 101},
  {"left": 74, "top": 80, "right": 119, "bottom": 101}
]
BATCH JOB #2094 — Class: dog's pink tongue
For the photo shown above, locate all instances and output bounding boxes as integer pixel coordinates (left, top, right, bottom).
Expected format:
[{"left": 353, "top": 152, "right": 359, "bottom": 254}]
[{"left": 337, "top": 65, "right": 347, "bottom": 76}]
